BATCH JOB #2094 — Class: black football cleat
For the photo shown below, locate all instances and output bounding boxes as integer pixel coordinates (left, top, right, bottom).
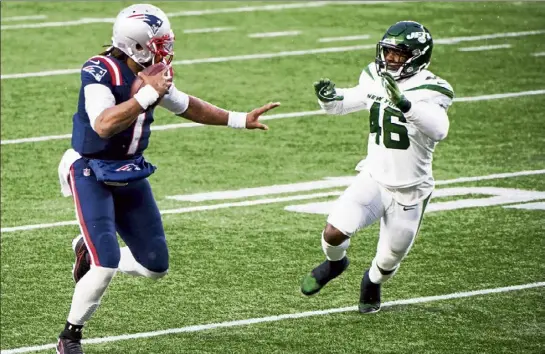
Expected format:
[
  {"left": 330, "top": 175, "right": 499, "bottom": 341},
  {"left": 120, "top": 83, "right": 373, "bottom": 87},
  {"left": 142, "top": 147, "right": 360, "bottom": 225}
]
[
  {"left": 57, "top": 335, "right": 84, "bottom": 354},
  {"left": 359, "top": 269, "right": 381, "bottom": 314},
  {"left": 72, "top": 235, "right": 91, "bottom": 283},
  {"left": 301, "top": 257, "right": 349, "bottom": 296}
]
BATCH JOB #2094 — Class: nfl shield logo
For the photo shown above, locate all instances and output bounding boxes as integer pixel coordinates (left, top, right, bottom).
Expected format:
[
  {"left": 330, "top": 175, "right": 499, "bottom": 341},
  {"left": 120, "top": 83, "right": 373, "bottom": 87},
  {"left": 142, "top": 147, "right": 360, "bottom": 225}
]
[{"left": 83, "top": 168, "right": 91, "bottom": 177}]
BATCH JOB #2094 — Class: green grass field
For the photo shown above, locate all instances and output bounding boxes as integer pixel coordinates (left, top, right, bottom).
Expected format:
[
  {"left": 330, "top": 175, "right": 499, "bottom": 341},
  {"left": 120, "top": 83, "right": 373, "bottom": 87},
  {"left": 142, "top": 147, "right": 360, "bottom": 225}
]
[{"left": 1, "top": 1, "right": 545, "bottom": 353}]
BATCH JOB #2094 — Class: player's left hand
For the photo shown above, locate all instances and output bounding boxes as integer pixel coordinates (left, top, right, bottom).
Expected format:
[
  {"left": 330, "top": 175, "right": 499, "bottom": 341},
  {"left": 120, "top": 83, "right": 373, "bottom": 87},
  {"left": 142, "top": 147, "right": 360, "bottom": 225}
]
[
  {"left": 382, "top": 72, "right": 412, "bottom": 113},
  {"left": 245, "top": 102, "right": 281, "bottom": 130}
]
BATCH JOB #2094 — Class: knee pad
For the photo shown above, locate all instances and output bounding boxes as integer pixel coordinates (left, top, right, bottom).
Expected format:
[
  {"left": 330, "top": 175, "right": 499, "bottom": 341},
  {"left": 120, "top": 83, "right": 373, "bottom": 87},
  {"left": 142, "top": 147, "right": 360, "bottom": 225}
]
[
  {"left": 368, "top": 258, "right": 399, "bottom": 284},
  {"left": 134, "top": 238, "right": 169, "bottom": 276}
]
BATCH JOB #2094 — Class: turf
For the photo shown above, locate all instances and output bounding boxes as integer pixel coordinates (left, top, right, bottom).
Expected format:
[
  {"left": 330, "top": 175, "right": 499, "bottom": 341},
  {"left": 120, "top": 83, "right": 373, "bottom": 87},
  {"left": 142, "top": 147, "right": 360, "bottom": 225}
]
[{"left": 1, "top": 1, "right": 544, "bottom": 353}]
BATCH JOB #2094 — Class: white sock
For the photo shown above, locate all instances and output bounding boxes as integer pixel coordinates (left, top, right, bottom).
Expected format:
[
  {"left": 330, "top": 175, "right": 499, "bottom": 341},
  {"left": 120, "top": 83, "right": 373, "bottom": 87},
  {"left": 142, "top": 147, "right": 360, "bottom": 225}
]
[
  {"left": 67, "top": 266, "right": 117, "bottom": 325},
  {"left": 117, "top": 246, "right": 167, "bottom": 279},
  {"left": 368, "top": 258, "right": 398, "bottom": 284},
  {"left": 321, "top": 232, "right": 350, "bottom": 261}
]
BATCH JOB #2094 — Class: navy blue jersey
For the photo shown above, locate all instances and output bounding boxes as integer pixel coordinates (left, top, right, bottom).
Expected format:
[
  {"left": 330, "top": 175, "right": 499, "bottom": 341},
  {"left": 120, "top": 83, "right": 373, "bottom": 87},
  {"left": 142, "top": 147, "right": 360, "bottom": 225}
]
[{"left": 71, "top": 55, "right": 154, "bottom": 160}]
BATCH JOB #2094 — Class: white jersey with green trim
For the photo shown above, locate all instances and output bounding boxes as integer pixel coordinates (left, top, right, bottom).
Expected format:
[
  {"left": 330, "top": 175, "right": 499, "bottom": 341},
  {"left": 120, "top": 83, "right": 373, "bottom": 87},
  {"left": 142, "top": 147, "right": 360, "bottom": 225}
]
[{"left": 319, "top": 62, "right": 454, "bottom": 205}]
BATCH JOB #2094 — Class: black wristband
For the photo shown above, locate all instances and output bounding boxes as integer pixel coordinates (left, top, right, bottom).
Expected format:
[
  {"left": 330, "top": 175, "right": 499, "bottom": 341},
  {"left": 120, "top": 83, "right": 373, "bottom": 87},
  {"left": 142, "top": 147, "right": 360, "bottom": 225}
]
[{"left": 398, "top": 98, "right": 412, "bottom": 113}]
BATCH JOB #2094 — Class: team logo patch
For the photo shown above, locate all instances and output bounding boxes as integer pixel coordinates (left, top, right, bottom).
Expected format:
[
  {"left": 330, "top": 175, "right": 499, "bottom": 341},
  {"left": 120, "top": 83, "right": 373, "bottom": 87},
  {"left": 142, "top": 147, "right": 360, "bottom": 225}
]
[
  {"left": 128, "top": 13, "right": 163, "bottom": 35},
  {"left": 115, "top": 163, "right": 142, "bottom": 172},
  {"left": 82, "top": 65, "right": 107, "bottom": 82}
]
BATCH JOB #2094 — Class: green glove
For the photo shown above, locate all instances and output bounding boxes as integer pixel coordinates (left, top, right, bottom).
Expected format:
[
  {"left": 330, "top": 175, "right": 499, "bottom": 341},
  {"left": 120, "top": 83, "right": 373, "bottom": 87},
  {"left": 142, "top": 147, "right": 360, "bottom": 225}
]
[
  {"left": 382, "top": 72, "right": 412, "bottom": 113},
  {"left": 313, "top": 78, "right": 344, "bottom": 102}
]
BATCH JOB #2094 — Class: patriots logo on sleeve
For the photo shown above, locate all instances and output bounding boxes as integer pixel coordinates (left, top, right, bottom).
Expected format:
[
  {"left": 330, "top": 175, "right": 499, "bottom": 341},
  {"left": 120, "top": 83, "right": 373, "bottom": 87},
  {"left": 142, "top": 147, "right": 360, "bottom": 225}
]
[
  {"left": 82, "top": 65, "right": 108, "bottom": 82},
  {"left": 128, "top": 13, "right": 163, "bottom": 35}
]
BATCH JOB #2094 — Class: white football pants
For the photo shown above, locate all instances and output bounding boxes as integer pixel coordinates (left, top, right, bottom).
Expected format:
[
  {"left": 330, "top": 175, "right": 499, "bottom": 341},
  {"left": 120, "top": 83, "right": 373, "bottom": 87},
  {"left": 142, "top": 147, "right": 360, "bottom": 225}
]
[{"left": 327, "top": 170, "right": 431, "bottom": 273}]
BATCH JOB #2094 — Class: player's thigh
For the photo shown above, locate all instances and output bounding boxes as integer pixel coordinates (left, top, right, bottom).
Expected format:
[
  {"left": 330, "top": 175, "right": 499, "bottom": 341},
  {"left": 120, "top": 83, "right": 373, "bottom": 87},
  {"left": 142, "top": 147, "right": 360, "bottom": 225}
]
[
  {"left": 113, "top": 178, "right": 168, "bottom": 271},
  {"left": 70, "top": 159, "right": 119, "bottom": 268},
  {"left": 327, "top": 171, "right": 388, "bottom": 237},
  {"left": 378, "top": 194, "right": 431, "bottom": 256}
]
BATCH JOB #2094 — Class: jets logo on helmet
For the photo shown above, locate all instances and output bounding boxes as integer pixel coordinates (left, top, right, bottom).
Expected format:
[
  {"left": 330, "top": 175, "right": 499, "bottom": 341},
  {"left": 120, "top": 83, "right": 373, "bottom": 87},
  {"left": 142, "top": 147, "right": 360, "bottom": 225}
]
[
  {"left": 128, "top": 13, "right": 164, "bottom": 35},
  {"left": 406, "top": 31, "right": 431, "bottom": 43}
]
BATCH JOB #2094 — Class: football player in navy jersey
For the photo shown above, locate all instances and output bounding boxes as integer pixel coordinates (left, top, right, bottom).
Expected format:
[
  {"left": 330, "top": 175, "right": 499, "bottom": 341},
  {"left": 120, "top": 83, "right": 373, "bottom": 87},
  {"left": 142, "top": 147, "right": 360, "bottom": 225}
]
[{"left": 56, "top": 4, "right": 279, "bottom": 353}]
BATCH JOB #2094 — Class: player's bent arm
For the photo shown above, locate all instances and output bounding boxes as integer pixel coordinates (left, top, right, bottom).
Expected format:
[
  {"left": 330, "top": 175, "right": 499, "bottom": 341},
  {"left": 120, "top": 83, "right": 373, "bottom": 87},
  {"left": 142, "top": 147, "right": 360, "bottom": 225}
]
[
  {"left": 91, "top": 84, "right": 160, "bottom": 139},
  {"left": 319, "top": 86, "right": 369, "bottom": 115},
  {"left": 404, "top": 100, "right": 450, "bottom": 141},
  {"left": 86, "top": 84, "right": 143, "bottom": 139}
]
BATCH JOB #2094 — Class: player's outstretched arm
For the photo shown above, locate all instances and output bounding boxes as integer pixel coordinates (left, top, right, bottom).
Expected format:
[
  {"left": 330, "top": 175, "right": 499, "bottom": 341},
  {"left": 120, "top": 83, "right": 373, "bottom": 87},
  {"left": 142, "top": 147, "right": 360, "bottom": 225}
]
[
  {"left": 179, "top": 96, "right": 280, "bottom": 130},
  {"left": 314, "top": 78, "right": 368, "bottom": 115},
  {"left": 93, "top": 69, "right": 171, "bottom": 138}
]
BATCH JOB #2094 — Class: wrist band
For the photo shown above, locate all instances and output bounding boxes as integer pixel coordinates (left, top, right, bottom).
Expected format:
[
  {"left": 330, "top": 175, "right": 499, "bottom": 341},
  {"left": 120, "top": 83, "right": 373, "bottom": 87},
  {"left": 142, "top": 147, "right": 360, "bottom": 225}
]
[
  {"left": 228, "top": 111, "right": 247, "bottom": 129},
  {"left": 134, "top": 85, "right": 160, "bottom": 110}
]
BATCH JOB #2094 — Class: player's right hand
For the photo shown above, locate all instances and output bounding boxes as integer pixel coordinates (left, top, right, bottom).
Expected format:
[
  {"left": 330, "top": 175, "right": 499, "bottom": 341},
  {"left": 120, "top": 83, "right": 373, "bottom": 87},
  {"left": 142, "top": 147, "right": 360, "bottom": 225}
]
[
  {"left": 314, "top": 78, "right": 344, "bottom": 102},
  {"left": 138, "top": 68, "right": 172, "bottom": 97}
]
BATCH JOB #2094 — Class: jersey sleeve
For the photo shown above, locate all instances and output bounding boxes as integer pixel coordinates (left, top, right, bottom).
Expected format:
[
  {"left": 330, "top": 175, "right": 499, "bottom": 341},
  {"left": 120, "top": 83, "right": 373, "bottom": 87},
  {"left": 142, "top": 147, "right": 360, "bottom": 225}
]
[
  {"left": 159, "top": 84, "right": 190, "bottom": 115},
  {"left": 319, "top": 63, "right": 375, "bottom": 115},
  {"left": 80, "top": 56, "right": 123, "bottom": 89}
]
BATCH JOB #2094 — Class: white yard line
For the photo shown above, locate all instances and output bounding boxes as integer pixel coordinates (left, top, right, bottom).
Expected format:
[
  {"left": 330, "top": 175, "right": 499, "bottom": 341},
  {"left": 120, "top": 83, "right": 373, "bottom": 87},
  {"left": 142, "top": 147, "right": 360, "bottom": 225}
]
[
  {"left": 458, "top": 44, "right": 512, "bottom": 52},
  {"left": 2, "top": 29, "right": 544, "bottom": 80},
  {"left": 0, "top": 44, "right": 376, "bottom": 80},
  {"left": 2, "top": 169, "right": 544, "bottom": 234},
  {"left": 0, "top": 1, "right": 395, "bottom": 31},
  {"left": 170, "top": 169, "right": 545, "bottom": 202},
  {"left": 0, "top": 192, "right": 342, "bottom": 233},
  {"left": 2, "top": 281, "right": 543, "bottom": 354},
  {"left": 0, "top": 2, "right": 328, "bottom": 30},
  {"left": 248, "top": 31, "right": 301, "bottom": 38},
  {"left": 532, "top": 52, "right": 545, "bottom": 57},
  {"left": 434, "top": 30, "right": 545, "bottom": 44},
  {"left": 2, "top": 89, "right": 543, "bottom": 146},
  {"left": 183, "top": 27, "right": 235, "bottom": 34},
  {"left": 318, "top": 34, "right": 370, "bottom": 43},
  {"left": 1, "top": 15, "right": 47, "bottom": 22}
]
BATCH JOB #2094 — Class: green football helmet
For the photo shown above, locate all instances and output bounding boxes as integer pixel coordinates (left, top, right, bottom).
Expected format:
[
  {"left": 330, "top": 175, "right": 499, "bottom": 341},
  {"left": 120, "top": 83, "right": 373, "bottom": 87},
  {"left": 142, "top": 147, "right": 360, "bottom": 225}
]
[{"left": 375, "top": 21, "right": 433, "bottom": 80}]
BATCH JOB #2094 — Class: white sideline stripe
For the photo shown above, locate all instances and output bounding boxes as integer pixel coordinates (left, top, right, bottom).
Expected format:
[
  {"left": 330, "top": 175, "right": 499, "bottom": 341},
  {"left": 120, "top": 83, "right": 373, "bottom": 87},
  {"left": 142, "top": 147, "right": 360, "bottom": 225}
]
[
  {"left": 3, "top": 29, "right": 545, "bottom": 80},
  {"left": 2, "top": 89, "right": 544, "bottom": 146},
  {"left": 2, "top": 169, "right": 544, "bottom": 234},
  {"left": 248, "top": 31, "right": 301, "bottom": 38},
  {"left": 1, "top": 15, "right": 47, "bottom": 22},
  {"left": 458, "top": 44, "right": 512, "bottom": 52},
  {"left": 532, "top": 52, "right": 545, "bottom": 57},
  {"left": 318, "top": 34, "right": 370, "bottom": 43},
  {"left": 183, "top": 27, "right": 235, "bottom": 34},
  {"left": 2, "top": 281, "right": 543, "bottom": 354}
]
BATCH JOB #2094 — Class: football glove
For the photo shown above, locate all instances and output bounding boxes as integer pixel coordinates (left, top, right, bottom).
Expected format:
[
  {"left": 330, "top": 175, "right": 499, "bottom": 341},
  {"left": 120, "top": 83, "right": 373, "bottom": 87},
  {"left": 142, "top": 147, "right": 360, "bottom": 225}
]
[
  {"left": 382, "top": 72, "right": 412, "bottom": 113},
  {"left": 314, "top": 78, "right": 344, "bottom": 102}
]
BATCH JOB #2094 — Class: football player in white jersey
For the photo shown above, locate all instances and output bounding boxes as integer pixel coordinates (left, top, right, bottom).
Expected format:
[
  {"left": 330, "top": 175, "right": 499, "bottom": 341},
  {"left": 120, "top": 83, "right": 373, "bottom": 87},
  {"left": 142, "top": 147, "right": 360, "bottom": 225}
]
[{"left": 300, "top": 21, "right": 454, "bottom": 313}]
